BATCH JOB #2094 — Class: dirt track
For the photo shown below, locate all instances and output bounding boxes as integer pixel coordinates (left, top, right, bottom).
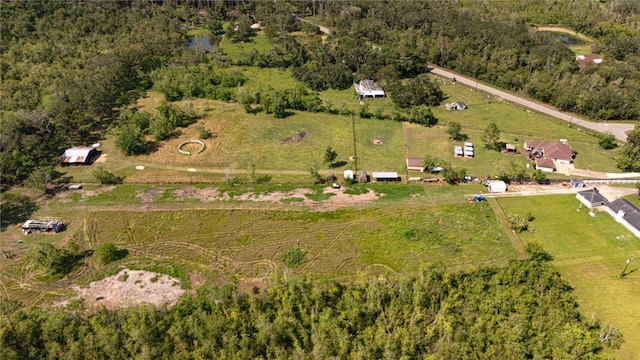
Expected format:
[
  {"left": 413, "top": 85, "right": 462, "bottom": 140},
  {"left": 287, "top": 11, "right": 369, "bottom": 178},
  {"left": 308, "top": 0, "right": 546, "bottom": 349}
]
[{"left": 533, "top": 26, "right": 594, "bottom": 42}]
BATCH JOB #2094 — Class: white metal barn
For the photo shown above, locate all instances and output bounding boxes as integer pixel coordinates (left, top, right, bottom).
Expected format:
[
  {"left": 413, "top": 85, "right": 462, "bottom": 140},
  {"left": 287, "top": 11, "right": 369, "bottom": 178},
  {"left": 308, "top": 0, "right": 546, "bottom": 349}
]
[{"left": 486, "top": 180, "right": 507, "bottom": 193}]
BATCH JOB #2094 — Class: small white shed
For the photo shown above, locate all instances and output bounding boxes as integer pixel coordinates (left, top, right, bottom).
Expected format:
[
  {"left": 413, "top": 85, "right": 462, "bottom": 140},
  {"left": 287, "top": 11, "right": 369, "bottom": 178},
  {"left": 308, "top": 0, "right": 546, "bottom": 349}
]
[
  {"left": 486, "top": 180, "right": 507, "bottom": 193},
  {"left": 343, "top": 170, "right": 354, "bottom": 180}
]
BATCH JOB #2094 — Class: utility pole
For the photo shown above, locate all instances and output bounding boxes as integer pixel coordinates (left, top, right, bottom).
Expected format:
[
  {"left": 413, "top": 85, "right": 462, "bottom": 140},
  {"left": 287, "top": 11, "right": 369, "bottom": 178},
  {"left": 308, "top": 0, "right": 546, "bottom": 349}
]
[
  {"left": 620, "top": 255, "right": 634, "bottom": 278},
  {"left": 352, "top": 115, "right": 358, "bottom": 175}
]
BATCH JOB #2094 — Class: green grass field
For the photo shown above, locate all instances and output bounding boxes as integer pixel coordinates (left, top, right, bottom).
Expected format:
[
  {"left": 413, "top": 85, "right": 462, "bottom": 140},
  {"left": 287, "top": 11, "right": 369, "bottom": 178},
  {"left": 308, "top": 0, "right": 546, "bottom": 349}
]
[
  {"left": 219, "top": 30, "right": 273, "bottom": 59},
  {"left": 60, "top": 68, "right": 619, "bottom": 185},
  {"left": 0, "top": 183, "right": 511, "bottom": 306},
  {"left": 497, "top": 195, "right": 640, "bottom": 360}
]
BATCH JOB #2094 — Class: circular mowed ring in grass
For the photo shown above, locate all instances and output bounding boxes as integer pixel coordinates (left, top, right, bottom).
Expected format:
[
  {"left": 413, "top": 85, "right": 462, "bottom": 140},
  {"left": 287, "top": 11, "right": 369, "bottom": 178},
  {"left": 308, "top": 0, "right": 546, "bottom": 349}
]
[{"left": 178, "top": 140, "right": 206, "bottom": 155}]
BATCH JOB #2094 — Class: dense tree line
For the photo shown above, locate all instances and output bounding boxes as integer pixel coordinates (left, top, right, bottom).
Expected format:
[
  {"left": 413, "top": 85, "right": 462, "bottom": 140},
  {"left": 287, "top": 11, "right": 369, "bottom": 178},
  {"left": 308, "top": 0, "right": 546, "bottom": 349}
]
[
  {"left": 151, "top": 64, "right": 247, "bottom": 102},
  {"left": 0, "top": 250, "right": 622, "bottom": 359},
  {"left": 0, "top": 1, "right": 201, "bottom": 186},
  {"left": 248, "top": 0, "right": 640, "bottom": 122},
  {"left": 617, "top": 127, "right": 640, "bottom": 171}
]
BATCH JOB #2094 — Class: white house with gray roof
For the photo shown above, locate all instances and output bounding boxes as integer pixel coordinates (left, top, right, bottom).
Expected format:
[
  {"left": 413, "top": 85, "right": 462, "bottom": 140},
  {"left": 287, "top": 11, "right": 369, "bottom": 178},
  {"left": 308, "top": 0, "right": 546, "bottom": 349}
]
[{"left": 576, "top": 187, "right": 640, "bottom": 238}]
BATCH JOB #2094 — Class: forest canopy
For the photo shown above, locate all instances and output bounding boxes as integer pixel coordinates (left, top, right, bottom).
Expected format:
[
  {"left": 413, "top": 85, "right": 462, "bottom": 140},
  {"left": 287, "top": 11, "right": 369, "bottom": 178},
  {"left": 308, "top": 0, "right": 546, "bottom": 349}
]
[{"left": 0, "top": 256, "right": 622, "bottom": 359}]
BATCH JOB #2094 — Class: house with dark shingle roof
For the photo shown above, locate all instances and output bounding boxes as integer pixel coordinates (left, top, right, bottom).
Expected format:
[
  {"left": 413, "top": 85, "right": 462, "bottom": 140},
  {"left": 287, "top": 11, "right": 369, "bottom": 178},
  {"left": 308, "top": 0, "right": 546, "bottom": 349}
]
[
  {"left": 606, "top": 199, "right": 640, "bottom": 238},
  {"left": 576, "top": 187, "right": 609, "bottom": 207},
  {"left": 576, "top": 188, "right": 640, "bottom": 238}
]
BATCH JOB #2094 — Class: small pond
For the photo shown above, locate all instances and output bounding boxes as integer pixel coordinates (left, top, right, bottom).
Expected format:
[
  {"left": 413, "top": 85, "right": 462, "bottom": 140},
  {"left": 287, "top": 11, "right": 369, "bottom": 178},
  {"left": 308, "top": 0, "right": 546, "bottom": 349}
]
[
  {"left": 556, "top": 33, "right": 584, "bottom": 46},
  {"left": 185, "top": 34, "right": 221, "bottom": 52}
]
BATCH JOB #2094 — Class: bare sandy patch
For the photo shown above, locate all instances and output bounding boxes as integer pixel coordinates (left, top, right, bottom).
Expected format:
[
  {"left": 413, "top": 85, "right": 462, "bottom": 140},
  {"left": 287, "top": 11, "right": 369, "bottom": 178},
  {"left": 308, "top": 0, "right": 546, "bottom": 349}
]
[
  {"left": 235, "top": 188, "right": 313, "bottom": 202},
  {"left": 174, "top": 186, "right": 231, "bottom": 201},
  {"left": 61, "top": 269, "right": 185, "bottom": 310},
  {"left": 305, "top": 187, "right": 381, "bottom": 211},
  {"left": 136, "top": 186, "right": 166, "bottom": 203},
  {"left": 171, "top": 186, "right": 380, "bottom": 210},
  {"left": 80, "top": 185, "right": 116, "bottom": 199}
]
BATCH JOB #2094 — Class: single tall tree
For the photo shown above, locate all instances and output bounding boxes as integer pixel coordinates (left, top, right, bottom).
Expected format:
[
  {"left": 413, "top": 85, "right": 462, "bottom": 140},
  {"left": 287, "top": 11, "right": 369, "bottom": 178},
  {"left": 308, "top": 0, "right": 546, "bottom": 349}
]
[
  {"left": 482, "top": 122, "right": 501, "bottom": 151},
  {"left": 424, "top": 154, "right": 443, "bottom": 173},
  {"left": 324, "top": 146, "right": 338, "bottom": 166},
  {"left": 446, "top": 121, "right": 464, "bottom": 140}
]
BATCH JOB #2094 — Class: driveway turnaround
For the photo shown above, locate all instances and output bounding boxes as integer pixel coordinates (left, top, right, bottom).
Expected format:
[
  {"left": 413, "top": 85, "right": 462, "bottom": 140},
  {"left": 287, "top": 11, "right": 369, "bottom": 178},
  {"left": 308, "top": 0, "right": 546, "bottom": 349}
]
[{"left": 429, "top": 65, "right": 635, "bottom": 142}]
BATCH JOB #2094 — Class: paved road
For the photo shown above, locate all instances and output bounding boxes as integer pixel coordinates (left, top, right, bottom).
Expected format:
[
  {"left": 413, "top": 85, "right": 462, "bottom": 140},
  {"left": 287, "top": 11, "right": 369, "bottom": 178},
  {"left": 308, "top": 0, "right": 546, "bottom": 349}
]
[{"left": 429, "top": 65, "right": 635, "bottom": 142}]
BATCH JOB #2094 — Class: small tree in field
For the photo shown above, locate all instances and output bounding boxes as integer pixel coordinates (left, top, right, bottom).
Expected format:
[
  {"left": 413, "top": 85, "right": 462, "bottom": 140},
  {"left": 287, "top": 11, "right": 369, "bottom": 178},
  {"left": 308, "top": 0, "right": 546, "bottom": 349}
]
[
  {"left": 424, "top": 154, "right": 443, "bottom": 173},
  {"left": 442, "top": 165, "right": 466, "bottom": 185},
  {"left": 92, "top": 167, "right": 124, "bottom": 184},
  {"left": 446, "top": 121, "right": 465, "bottom": 140},
  {"left": 508, "top": 214, "right": 528, "bottom": 232},
  {"left": 308, "top": 161, "right": 324, "bottom": 184},
  {"left": 116, "top": 123, "right": 146, "bottom": 155},
  {"left": 95, "top": 242, "right": 128, "bottom": 265},
  {"left": 599, "top": 133, "right": 617, "bottom": 150},
  {"left": 324, "top": 146, "right": 338, "bottom": 166},
  {"left": 25, "top": 166, "right": 61, "bottom": 194},
  {"left": 482, "top": 122, "right": 501, "bottom": 151},
  {"left": 407, "top": 105, "right": 438, "bottom": 126},
  {"left": 532, "top": 169, "right": 548, "bottom": 184}
]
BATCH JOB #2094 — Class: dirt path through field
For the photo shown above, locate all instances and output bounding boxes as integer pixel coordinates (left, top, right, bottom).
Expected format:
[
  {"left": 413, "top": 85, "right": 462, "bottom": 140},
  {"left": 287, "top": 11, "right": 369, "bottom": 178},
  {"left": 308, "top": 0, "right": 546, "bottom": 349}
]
[{"left": 533, "top": 26, "right": 594, "bottom": 42}]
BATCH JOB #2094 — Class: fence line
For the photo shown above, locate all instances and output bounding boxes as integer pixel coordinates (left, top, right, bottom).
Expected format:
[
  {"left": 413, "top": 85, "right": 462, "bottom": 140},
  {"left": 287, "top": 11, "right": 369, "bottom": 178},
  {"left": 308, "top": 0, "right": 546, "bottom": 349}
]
[{"left": 583, "top": 179, "right": 639, "bottom": 185}]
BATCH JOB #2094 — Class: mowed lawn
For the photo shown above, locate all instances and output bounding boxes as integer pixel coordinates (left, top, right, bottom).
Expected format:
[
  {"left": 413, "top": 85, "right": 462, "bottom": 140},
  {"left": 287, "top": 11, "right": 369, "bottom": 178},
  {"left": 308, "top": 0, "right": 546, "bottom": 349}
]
[{"left": 498, "top": 195, "right": 640, "bottom": 360}]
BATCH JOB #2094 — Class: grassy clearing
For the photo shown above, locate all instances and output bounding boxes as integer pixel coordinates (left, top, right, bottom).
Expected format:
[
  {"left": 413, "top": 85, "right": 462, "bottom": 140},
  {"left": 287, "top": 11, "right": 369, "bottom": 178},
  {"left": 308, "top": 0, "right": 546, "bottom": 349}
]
[
  {"left": 237, "top": 66, "right": 306, "bottom": 92},
  {"left": 0, "top": 182, "right": 505, "bottom": 307},
  {"left": 186, "top": 28, "right": 211, "bottom": 37},
  {"left": 0, "top": 203, "right": 511, "bottom": 306},
  {"left": 569, "top": 43, "right": 593, "bottom": 56},
  {"left": 219, "top": 30, "right": 272, "bottom": 59},
  {"left": 58, "top": 66, "right": 620, "bottom": 185},
  {"left": 61, "top": 93, "right": 404, "bottom": 183},
  {"left": 498, "top": 195, "right": 640, "bottom": 360}
]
